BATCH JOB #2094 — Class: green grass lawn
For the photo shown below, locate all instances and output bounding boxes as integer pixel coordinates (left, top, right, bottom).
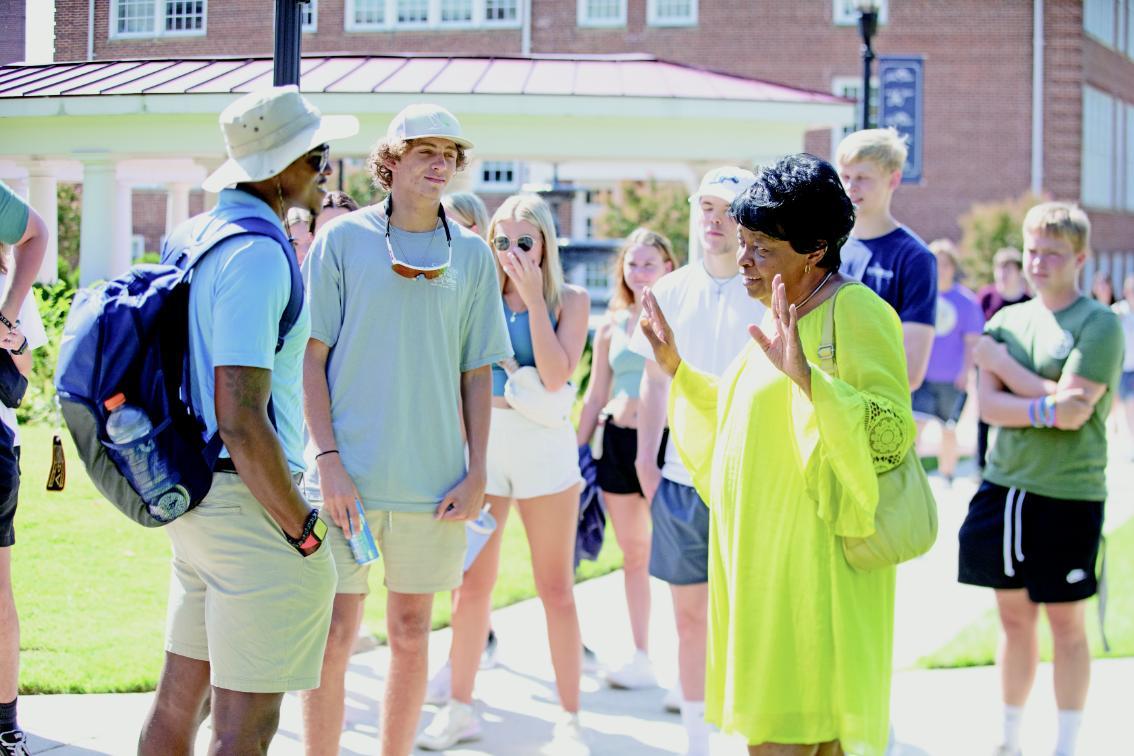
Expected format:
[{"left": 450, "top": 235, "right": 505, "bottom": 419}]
[
  {"left": 918, "top": 513, "right": 1134, "bottom": 668},
  {"left": 12, "top": 425, "right": 624, "bottom": 694}
]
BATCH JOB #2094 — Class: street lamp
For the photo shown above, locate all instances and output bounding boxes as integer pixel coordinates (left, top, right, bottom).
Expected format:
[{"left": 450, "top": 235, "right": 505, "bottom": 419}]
[
  {"left": 856, "top": 0, "right": 880, "bottom": 131},
  {"left": 274, "top": 0, "right": 311, "bottom": 86}
]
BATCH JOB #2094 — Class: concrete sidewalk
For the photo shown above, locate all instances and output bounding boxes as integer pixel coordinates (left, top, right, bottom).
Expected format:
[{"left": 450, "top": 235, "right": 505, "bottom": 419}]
[{"left": 17, "top": 450, "right": 1134, "bottom": 755}]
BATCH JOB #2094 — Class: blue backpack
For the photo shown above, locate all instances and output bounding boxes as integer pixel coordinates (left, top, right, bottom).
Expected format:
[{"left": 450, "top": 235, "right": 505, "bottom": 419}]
[{"left": 55, "top": 211, "right": 303, "bottom": 527}]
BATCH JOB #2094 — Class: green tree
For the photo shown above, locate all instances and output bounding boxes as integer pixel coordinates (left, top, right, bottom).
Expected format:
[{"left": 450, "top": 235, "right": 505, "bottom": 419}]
[
  {"left": 596, "top": 180, "right": 690, "bottom": 263},
  {"left": 957, "top": 191, "right": 1044, "bottom": 288},
  {"left": 344, "top": 168, "right": 383, "bottom": 208},
  {"left": 57, "top": 182, "right": 81, "bottom": 284}
]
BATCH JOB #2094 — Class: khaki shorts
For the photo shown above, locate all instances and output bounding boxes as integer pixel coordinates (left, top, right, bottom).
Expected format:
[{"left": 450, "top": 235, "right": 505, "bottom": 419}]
[
  {"left": 325, "top": 508, "right": 465, "bottom": 595},
  {"left": 164, "top": 473, "right": 336, "bottom": 693}
]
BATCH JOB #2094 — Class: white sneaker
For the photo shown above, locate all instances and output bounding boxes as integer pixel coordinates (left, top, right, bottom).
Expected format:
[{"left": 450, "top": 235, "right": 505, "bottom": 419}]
[
  {"left": 663, "top": 685, "right": 682, "bottom": 713},
  {"left": 424, "top": 661, "right": 451, "bottom": 706},
  {"left": 605, "top": 650, "right": 657, "bottom": 689},
  {"left": 542, "top": 714, "right": 590, "bottom": 756},
  {"left": 416, "top": 700, "right": 481, "bottom": 751}
]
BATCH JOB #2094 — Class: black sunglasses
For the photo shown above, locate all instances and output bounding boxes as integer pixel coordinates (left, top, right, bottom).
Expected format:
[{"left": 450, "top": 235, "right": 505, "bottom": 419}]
[
  {"left": 493, "top": 235, "right": 535, "bottom": 253},
  {"left": 306, "top": 144, "right": 330, "bottom": 174}
]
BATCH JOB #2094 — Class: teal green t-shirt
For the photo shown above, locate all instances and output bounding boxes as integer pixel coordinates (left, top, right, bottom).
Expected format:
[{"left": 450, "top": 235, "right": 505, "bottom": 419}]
[
  {"left": 0, "top": 181, "right": 30, "bottom": 245},
  {"left": 984, "top": 296, "right": 1124, "bottom": 500},
  {"left": 304, "top": 205, "right": 512, "bottom": 513}
]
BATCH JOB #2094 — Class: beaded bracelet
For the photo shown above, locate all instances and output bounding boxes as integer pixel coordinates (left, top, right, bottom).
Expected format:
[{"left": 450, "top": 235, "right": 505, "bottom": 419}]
[{"left": 1027, "top": 398, "right": 1039, "bottom": 428}]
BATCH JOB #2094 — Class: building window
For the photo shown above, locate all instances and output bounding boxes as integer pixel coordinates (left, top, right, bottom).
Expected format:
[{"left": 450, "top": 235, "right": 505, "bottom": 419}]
[
  {"left": 578, "top": 0, "right": 627, "bottom": 28},
  {"left": 440, "top": 0, "right": 474, "bottom": 24},
  {"left": 396, "top": 0, "right": 429, "bottom": 25},
  {"left": 347, "top": 0, "right": 517, "bottom": 29},
  {"left": 1083, "top": 0, "right": 1116, "bottom": 48},
  {"left": 647, "top": 0, "right": 696, "bottom": 27},
  {"left": 349, "top": 0, "right": 386, "bottom": 27},
  {"left": 583, "top": 259, "right": 611, "bottom": 291},
  {"left": 112, "top": 0, "right": 206, "bottom": 38},
  {"left": 484, "top": 0, "right": 518, "bottom": 23},
  {"left": 302, "top": 0, "right": 318, "bottom": 32},
  {"left": 832, "top": 0, "right": 888, "bottom": 26},
  {"left": 1126, "top": 103, "right": 1134, "bottom": 212},
  {"left": 830, "top": 76, "right": 879, "bottom": 156},
  {"left": 478, "top": 161, "right": 519, "bottom": 190},
  {"left": 1081, "top": 86, "right": 1116, "bottom": 210}
]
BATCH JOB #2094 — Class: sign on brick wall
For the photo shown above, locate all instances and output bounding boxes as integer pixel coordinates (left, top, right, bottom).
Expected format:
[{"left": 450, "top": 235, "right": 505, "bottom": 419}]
[{"left": 879, "top": 55, "right": 924, "bottom": 184}]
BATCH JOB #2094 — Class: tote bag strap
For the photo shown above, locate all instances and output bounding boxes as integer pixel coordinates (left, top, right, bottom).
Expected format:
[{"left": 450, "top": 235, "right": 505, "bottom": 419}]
[{"left": 817, "top": 280, "right": 863, "bottom": 379}]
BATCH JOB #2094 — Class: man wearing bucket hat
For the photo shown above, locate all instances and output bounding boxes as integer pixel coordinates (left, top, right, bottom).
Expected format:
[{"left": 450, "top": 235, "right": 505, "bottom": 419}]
[
  {"left": 137, "top": 85, "right": 357, "bottom": 756},
  {"left": 300, "top": 104, "right": 510, "bottom": 755},
  {"left": 626, "top": 166, "right": 766, "bottom": 756}
]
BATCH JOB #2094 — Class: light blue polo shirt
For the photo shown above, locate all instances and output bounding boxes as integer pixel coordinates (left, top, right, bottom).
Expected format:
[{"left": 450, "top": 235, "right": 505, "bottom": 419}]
[
  {"left": 304, "top": 204, "right": 512, "bottom": 513},
  {"left": 187, "top": 188, "right": 309, "bottom": 473}
]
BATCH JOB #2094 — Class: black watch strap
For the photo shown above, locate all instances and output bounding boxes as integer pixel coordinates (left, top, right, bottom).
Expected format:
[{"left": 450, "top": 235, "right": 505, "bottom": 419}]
[
  {"left": 11, "top": 337, "right": 28, "bottom": 356},
  {"left": 286, "top": 509, "right": 326, "bottom": 557}
]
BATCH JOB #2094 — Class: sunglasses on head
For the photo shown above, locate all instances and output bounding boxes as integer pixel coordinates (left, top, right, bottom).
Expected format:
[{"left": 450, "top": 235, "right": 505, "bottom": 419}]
[
  {"left": 306, "top": 144, "right": 330, "bottom": 174},
  {"left": 383, "top": 195, "right": 453, "bottom": 280},
  {"left": 493, "top": 235, "right": 535, "bottom": 253}
]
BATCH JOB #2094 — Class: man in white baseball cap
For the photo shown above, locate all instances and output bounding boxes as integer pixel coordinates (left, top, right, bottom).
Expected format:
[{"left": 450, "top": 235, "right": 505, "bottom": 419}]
[
  {"left": 301, "top": 103, "right": 511, "bottom": 755},
  {"left": 138, "top": 85, "right": 357, "bottom": 756},
  {"left": 622, "top": 165, "right": 764, "bottom": 755}
]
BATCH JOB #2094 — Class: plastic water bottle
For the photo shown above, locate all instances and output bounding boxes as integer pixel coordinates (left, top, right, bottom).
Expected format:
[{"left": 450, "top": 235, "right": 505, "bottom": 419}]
[
  {"left": 464, "top": 504, "right": 497, "bottom": 571},
  {"left": 348, "top": 498, "right": 380, "bottom": 565},
  {"left": 104, "top": 393, "right": 190, "bottom": 522}
]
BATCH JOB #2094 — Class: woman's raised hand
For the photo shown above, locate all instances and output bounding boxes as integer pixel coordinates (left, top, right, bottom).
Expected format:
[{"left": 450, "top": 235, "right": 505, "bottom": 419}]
[
  {"left": 749, "top": 274, "right": 812, "bottom": 394},
  {"left": 498, "top": 247, "right": 544, "bottom": 308},
  {"left": 639, "top": 288, "right": 681, "bottom": 377}
]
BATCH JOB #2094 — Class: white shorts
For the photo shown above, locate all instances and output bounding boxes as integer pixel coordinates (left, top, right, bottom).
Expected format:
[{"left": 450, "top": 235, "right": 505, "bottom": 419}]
[{"left": 486, "top": 407, "right": 583, "bottom": 500}]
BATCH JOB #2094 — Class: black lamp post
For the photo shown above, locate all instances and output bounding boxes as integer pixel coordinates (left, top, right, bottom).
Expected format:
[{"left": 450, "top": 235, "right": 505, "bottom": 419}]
[
  {"left": 273, "top": 0, "right": 310, "bottom": 87},
  {"left": 856, "top": 0, "right": 880, "bottom": 131}
]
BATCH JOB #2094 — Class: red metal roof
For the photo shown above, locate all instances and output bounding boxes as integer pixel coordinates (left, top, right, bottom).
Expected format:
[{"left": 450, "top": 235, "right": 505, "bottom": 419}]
[{"left": 0, "top": 54, "right": 843, "bottom": 104}]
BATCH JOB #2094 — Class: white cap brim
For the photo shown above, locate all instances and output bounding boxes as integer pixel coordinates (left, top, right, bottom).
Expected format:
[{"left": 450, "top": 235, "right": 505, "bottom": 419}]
[{"left": 202, "top": 114, "right": 359, "bottom": 193}]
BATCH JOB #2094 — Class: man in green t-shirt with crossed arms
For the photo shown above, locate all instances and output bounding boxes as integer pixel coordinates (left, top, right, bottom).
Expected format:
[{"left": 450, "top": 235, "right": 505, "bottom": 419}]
[{"left": 959, "top": 202, "right": 1123, "bottom": 756}]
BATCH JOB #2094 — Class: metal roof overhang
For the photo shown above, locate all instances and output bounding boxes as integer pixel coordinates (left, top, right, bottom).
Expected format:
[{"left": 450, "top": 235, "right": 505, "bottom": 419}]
[{"left": 0, "top": 55, "right": 853, "bottom": 165}]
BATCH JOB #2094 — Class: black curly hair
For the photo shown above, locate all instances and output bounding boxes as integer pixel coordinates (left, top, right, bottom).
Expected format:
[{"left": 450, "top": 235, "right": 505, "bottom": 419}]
[{"left": 729, "top": 153, "right": 855, "bottom": 271}]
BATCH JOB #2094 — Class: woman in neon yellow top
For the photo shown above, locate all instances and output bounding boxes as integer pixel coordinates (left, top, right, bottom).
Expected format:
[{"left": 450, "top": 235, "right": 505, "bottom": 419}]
[{"left": 640, "top": 154, "right": 915, "bottom": 755}]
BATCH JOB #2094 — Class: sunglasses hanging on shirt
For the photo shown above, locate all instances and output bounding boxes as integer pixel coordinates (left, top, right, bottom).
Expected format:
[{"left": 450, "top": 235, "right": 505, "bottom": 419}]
[{"left": 383, "top": 194, "right": 452, "bottom": 280}]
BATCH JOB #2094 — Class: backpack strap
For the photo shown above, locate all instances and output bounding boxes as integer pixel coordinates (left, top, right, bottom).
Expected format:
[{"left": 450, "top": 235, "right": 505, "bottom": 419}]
[
  {"left": 162, "top": 211, "right": 305, "bottom": 445},
  {"left": 161, "top": 214, "right": 304, "bottom": 353}
]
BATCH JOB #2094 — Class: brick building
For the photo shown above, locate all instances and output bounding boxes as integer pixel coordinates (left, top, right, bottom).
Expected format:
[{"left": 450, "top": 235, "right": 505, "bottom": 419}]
[{"left": 0, "top": 2, "right": 26, "bottom": 66}]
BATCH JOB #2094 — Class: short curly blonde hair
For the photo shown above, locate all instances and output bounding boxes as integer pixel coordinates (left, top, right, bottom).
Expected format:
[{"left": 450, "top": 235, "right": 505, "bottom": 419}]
[{"left": 366, "top": 137, "right": 469, "bottom": 192}]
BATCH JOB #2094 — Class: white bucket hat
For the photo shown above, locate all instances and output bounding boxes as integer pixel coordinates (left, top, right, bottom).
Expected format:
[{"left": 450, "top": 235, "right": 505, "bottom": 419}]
[
  {"left": 689, "top": 166, "right": 757, "bottom": 205},
  {"left": 202, "top": 85, "right": 359, "bottom": 193},
  {"left": 386, "top": 103, "right": 473, "bottom": 149}
]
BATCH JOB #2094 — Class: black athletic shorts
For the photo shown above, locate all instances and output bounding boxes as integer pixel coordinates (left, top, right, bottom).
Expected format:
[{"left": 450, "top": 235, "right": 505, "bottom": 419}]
[
  {"left": 958, "top": 480, "right": 1104, "bottom": 603},
  {"left": 595, "top": 420, "right": 642, "bottom": 496},
  {"left": 0, "top": 446, "right": 21, "bottom": 548}
]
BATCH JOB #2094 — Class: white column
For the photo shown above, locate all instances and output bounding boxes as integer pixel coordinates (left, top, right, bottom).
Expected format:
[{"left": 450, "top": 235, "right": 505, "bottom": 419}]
[
  {"left": 26, "top": 166, "right": 59, "bottom": 283},
  {"left": 112, "top": 178, "right": 133, "bottom": 275},
  {"left": 165, "top": 182, "right": 191, "bottom": 238},
  {"left": 78, "top": 159, "right": 116, "bottom": 287}
]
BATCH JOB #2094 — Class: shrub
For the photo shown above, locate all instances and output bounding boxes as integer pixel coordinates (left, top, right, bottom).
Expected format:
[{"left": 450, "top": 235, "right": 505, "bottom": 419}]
[
  {"left": 956, "top": 191, "right": 1045, "bottom": 288},
  {"left": 596, "top": 180, "right": 690, "bottom": 264}
]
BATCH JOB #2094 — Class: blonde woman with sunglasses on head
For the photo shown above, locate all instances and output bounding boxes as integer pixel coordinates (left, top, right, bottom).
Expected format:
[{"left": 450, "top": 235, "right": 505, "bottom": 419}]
[
  {"left": 418, "top": 193, "right": 592, "bottom": 753},
  {"left": 575, "top": 227, "right": 676, "bottom": 687}
]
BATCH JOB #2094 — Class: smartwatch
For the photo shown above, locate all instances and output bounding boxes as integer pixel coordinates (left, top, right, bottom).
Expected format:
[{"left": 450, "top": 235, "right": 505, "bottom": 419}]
[{"left": 286, "top": 509, "right": 327, "bottom": 557}]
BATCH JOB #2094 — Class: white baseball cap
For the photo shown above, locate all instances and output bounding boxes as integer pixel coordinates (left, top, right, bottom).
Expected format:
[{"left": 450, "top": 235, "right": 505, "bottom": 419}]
[
  {"left": 690, "top": 166, "right": 757, "bottom": 205},
  {"left": 202, "top": 85, "right": 359, "bottom": 193},
  {"left": 386, "top": 103, "right": 473, "bottom": 150}
]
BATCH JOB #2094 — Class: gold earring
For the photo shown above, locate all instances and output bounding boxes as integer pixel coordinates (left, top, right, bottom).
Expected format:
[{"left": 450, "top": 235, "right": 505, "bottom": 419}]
[{"left": 805, "top": 264, "right": 811, "bottom": 274}]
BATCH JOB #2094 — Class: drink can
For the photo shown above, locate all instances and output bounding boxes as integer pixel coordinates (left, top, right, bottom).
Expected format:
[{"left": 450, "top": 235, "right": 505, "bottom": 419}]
[{"left": 348, "top": 499, "right": 380, "bottom": 565}]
